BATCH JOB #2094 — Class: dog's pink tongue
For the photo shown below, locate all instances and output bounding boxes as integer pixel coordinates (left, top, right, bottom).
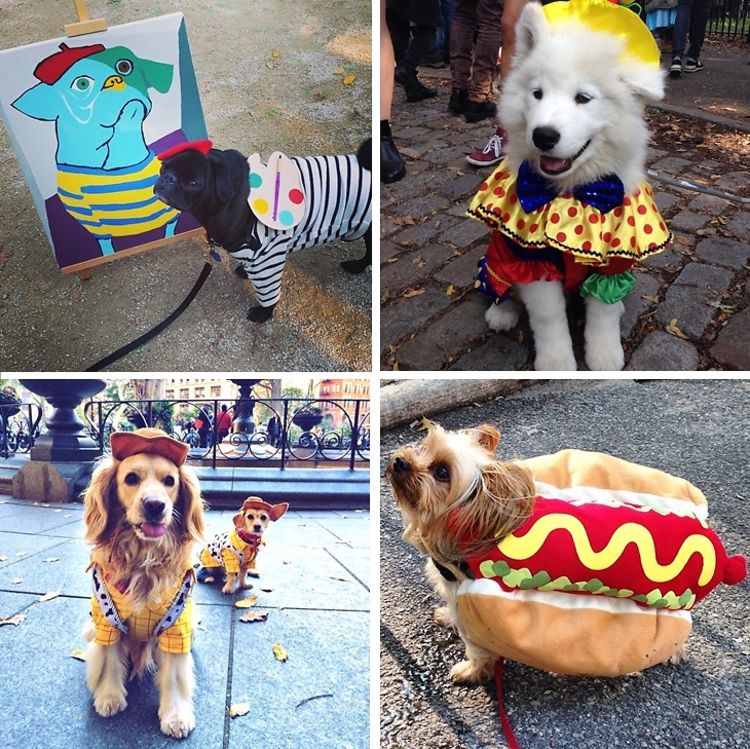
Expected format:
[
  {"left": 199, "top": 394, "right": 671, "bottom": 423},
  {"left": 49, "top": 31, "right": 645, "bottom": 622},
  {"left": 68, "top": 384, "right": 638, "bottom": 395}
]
[
  {"left": 140, "top": 523, "right": 167, "bottom": 538},
  {"left": 540, "top": 156, "right": 569, "bottom": 173}
]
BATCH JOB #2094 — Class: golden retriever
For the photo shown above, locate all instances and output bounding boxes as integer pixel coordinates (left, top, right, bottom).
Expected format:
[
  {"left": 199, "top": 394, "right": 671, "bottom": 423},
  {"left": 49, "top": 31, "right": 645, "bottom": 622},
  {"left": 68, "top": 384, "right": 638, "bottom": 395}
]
[{"left": 82, "top": 428, "right": 205, "bottom": 738}]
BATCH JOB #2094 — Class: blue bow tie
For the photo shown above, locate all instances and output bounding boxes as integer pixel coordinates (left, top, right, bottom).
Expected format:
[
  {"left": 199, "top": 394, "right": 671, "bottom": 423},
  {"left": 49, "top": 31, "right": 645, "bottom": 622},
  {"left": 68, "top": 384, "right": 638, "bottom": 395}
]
[{"left": 516, "top": 160, "right": 625, "bottom": 214}]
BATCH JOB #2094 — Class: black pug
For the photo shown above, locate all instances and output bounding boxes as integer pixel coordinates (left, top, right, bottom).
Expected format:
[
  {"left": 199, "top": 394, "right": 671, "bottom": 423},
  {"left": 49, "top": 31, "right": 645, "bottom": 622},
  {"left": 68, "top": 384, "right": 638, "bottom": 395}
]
[{"left": 155, "top": 139, "right": 372, "bottom": 322}]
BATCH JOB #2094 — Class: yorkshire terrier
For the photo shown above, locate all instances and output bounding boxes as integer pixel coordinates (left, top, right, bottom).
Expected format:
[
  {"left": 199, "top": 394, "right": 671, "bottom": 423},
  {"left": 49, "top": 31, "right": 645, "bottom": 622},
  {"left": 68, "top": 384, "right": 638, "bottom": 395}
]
[
  {"left": 387, "top": 421, "right": 534, "bottom": 683},
  {"left": 386, "top": 421, "right": 744, "bottom": 681},
  {"left": 198, "top": 497, "right": 288, "bottom": 594}
]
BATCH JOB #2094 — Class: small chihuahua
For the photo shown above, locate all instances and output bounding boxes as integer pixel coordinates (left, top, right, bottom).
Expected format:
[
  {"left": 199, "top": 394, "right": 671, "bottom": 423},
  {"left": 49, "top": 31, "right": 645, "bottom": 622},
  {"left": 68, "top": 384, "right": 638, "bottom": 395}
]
[
  {"left": 387, "top": 421, "right": 745, "bottom": 681},
  {"left": 198, "top": 497, "right": 288, "bottom": 594}
]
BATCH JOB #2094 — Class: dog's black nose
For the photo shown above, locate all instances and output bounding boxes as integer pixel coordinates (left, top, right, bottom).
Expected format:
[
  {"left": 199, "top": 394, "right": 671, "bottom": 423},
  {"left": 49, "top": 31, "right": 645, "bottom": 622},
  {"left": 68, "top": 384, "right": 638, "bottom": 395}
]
[
  {"left": 253, "top": 524, "right": 263, "bottom": 533},
  {"left": 393, "top": 456, "right": 410, "bottom": 473},
  {"left": 532, "top": 126, "right": 561, "bottom": 152},
  {"left": 143, "top": 497, "right": 166, "bottom": 518}
]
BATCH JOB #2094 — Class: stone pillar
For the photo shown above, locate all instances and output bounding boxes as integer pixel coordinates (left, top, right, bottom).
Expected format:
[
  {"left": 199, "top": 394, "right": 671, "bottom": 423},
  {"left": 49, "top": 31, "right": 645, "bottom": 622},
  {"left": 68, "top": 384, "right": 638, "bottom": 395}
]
[{"left": 12, "top": 379, "right": 106, "bottom": 502}]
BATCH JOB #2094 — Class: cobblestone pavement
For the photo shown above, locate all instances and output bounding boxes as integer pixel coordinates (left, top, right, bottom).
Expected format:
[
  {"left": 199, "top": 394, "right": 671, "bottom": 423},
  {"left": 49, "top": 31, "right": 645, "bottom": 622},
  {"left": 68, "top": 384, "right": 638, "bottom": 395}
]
[{"left": 381, "top": 52, "right": 750, "bottom": 371}]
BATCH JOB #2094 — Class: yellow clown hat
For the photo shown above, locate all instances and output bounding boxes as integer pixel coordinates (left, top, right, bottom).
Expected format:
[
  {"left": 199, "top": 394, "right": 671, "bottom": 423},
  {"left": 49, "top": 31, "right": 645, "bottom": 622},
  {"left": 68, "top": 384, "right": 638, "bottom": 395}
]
[{"left": 543, "top": 0, "right": 660, "bottom": 66}]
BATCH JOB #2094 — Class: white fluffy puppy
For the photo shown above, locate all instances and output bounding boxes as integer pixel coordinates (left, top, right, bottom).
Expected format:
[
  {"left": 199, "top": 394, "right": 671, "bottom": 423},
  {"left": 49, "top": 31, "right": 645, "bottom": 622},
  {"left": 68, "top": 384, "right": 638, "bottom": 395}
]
[{"left": 470, "top": 0, "right": 669, "bottom": 371}]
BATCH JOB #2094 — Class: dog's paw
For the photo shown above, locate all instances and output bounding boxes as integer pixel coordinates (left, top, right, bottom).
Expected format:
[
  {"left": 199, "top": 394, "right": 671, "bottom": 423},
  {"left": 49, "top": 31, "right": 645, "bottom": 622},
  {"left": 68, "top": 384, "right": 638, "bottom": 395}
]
[
  {"left": 240, "top": 579, "right": 254, "bottom": 590},
  {"left": 160, "top": 708, "right": 196, "bottom": 739},
  {"left": 667, "top": 644, "right": 688, "bottom": 665},
  {"left": 534, "top": 349, "right": 577, "bottom": 371},
  {"left": 340, "top": 257, "right": 370, "bottom": 274},
  {"left": 221, "top": 582, "right": 236, "bottom": 595},
  {"left": 247, "top": 305, "right": 274, "bottom": 323},
  {"left": 585, "top": 344, "right": 625, "bottom": 372},
  {"left": 433, "top": 606, "right": 453, "bottom": 628},
  {"left": 93, "top": 691, "right": 127, "bottom": 718},
  {"left": 485, "top": 301, "right": 520, "bottom": 331},
  {"left": 450, "top": 659, "right": 494, "bottom": 684}
]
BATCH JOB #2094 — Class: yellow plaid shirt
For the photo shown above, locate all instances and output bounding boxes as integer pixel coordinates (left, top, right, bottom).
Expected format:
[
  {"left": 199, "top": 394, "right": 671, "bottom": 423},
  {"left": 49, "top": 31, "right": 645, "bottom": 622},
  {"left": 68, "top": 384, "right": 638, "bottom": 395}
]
[
  {"left": 199, "top": 528, "right": 263, "bottom": 575},
  {"left": 90, "top": 566, "right": 194, "bottom": 654}
]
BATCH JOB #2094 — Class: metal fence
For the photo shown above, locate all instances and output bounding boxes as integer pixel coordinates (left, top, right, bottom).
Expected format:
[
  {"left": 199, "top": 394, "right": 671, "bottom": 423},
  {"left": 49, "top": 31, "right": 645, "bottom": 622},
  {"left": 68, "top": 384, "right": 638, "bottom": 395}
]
[
  {"left": 707, "top": 0, "right": 750, "bottom": 39},
  {"left": 0, "top": 402, "right": 42, "bottom": 459},
  {"left": 82, "top": 396, "right": 370, "bottom": 470}
]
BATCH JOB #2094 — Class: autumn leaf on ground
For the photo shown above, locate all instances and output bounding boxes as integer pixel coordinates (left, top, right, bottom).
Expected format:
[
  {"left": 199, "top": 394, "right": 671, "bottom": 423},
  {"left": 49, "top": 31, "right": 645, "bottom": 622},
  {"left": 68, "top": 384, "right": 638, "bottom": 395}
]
[
  {"left": 0, "top": 613, "right": 26, "bottom": 627},
  {"left": 446, "top": 284, "right": 456, "bottom": 296},
  {"left": 641, "top": 294, "right": 659, "bottom": 304},
  {"left": 11, "top": 578, "right": 22, "bottom": 585},
  {"left": 342, "top": 73, "right": 357, "bottom": 86},
  {"left": 42, "top": 557, "right": 60, "bottom": 563},
  {"left": 229, "top": 702, "right": 250, "bottom": 718},
  {"left": 234, "top": 595, "right": 258, "bottom": 609},
  {"left": 272, "top": 643, "right": 289, "bottom": 662},
  {"left": 38, "top": 590, "right": 60, "bottom": 602},
  {"left": 70, "top": 648, "right": 86, "bottom": 661},
  {"left": 401, "top": 287, "right": 425, "bottom": 299},
  {"left": 271, "top": 50, "right": 281, "bottom": 59},
  {"left": 239, "top": 610, "right": 268, "bottom": 623},
  {"left": 666, "top": 318, "right": 689, "bottom": 339}
]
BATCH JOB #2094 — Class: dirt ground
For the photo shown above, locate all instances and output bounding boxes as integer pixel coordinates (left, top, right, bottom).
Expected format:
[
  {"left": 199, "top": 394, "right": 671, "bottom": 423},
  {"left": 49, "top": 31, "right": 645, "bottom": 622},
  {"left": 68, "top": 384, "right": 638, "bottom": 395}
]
[{"left": 0, "top": 0, "right": 372, "bottom": 371}]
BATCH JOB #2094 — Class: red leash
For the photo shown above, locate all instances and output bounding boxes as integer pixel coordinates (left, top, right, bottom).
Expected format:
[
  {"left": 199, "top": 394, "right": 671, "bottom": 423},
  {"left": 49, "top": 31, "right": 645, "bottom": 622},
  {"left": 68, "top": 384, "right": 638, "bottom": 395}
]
[{"left": 495, "top": 658, "right": 520, "bottom": 749}]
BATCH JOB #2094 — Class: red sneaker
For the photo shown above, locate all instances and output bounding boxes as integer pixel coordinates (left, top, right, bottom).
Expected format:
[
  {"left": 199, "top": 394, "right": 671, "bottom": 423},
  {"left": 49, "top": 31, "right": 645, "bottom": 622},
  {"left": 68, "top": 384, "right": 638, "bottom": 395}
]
[{"left": 465, "top": 127, "right": 506, "bottom": 167}]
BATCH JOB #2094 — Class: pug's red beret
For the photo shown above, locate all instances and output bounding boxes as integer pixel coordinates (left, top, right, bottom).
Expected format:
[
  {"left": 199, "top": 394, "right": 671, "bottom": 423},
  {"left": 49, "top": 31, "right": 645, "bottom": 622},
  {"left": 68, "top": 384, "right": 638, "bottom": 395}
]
[
  {"left": 157, "top": 139, "right": 214, "bottom": 161},
  {"left": 34, "top": 42, "right": 106, "bottom": 85}
]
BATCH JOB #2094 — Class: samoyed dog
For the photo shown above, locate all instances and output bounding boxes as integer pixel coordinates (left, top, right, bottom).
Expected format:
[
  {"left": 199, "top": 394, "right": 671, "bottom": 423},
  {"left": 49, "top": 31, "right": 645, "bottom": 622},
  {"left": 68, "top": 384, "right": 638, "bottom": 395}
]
[{"left": 471, "top": 0, "right": 669, "bottom": 371}]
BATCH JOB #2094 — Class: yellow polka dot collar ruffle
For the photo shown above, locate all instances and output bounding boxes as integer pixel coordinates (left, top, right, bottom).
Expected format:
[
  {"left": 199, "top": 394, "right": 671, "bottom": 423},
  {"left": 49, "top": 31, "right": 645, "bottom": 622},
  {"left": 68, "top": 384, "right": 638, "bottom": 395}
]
[{"left": 468, "top": 160, "right": 671, "bottom": 267}]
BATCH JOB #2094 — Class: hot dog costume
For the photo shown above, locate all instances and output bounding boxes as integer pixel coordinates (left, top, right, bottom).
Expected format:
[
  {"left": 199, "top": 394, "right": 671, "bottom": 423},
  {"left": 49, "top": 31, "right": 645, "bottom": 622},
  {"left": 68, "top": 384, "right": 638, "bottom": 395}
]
[
  {"left": 435, "top": 450, "right": 746, "bottom": 676},
  {"left": 89, "top": 430, "right": 195, "bottom": 654},
  {"left": 468, "top": 0, "right": 672, "bottom": 307}
]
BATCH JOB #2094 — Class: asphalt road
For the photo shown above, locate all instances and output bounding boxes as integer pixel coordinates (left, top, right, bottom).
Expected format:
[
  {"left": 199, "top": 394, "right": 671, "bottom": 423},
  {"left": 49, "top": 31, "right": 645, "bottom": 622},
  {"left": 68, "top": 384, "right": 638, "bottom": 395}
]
[{"left": 380, "top": 379, "right": 750, "bottom": 749}]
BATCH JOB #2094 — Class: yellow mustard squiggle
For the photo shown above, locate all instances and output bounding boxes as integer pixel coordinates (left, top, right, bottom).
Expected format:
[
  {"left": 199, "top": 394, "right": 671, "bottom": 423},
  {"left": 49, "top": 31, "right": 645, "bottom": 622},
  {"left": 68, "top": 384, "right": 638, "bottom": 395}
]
[{"left": 498, "top": 514, "right": 716, "bottom": 586}]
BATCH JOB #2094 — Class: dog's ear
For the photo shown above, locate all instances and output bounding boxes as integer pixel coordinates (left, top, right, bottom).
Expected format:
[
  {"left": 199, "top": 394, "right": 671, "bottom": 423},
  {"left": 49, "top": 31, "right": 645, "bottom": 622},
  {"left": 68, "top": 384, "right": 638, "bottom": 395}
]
[
  {"left": 232, "top": 509, "right": 245, "bottom": 529},
  {"left": 208, "top": 148, "right": 248, "bottom": 205},
  {"left": 83, "top": 459, "right": 119, "bottom": 545},
  {"left": 514, "top": 2, "right": 549, "bottom": 61},
  {"left": 468, "top": 424, "right": 501, "bottom": 454},
  {"left": 269, "top": 502, "right": 289, "bottom": 522},
  {"left": 620, "top": 63, "right": 665, "bottom": 103},
  {"left": 177, "top": 464, "right": 206, "bottom": 543}
]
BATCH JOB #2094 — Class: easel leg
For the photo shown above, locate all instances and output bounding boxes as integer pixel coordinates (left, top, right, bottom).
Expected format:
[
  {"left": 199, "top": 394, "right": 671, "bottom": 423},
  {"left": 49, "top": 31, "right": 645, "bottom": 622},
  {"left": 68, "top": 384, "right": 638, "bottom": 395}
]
[{"left": 79, "top": 268, "right": 93, "bottom": 281}]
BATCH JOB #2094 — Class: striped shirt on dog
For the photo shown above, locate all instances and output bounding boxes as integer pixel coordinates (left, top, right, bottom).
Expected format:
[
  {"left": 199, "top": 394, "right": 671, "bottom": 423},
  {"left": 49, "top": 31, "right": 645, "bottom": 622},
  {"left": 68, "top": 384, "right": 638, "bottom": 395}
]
[
  {"left": 230, "top": 153, "right": 372, "bottom": 307},
  {"left": 57, "top": 152, "right": 179, "bottom": 238}
]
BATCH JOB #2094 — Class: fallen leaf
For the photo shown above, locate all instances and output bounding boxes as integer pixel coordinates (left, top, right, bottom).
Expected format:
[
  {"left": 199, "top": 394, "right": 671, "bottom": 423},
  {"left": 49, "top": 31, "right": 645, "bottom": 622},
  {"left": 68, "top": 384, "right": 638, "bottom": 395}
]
[
  {"left": 333, "top": 66, "right": 344, "bottom": 74},
  {"left": 42, "top": 557, "right": 60, "bottom": 563},
  {"left": 401, "top": 287, "right": 425, "bottom": 299},
  {"left": 641, "top": 294, "right": 659, "bottom": 304},
  {"left": 239, "top": 610, "right": 269, "bottom": 623},
  {"left": 0, "top": 613, "right": 26, "bottom": 626},
  {"left": 11, "top": 578, "right": 22, "bottom": 585},
  {"left": 70, "top": 648, "right": 86, "bottom": 661},
  {"left": 15, "top": 552, "right": 28, "bottom": 558},
  {"left": 0, "top": 555, "right": 7, "bottom": 562},
  {"left": 666, "top": 318, "right": 690, "bottom": 340},
  {"left": 446, "top": 284, "right": 456, "bottom": 296},
  {"left": 234, "top": 595, "right": 258, "bottom": 609},
  {"left": 260, "top": 588, "right": 273, "bottom": 593},
  {"left": 38, "top": 590, "right": 60, "bottom": 602},
  {"left": 271, "top": 50, "right": 281, "bottom": 59},
  {"left": 229, "top": 702, "right": 250, "bottom": 718},
  {"left": 272, "top": 643, "right": 289, "bottom": 662},
  {"left": 342, "top": 73, "right": 357, "bottom": 85}
]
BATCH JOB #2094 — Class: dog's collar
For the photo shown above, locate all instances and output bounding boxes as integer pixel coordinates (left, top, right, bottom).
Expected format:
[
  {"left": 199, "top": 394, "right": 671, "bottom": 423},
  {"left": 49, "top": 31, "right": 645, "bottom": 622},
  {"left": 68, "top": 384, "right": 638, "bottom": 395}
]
[
  {"left": 517, "top": 160, "right": 625, "bottom": 214},
  {"left": 235, "top": 528, "right": 262, "bottom": 549}
]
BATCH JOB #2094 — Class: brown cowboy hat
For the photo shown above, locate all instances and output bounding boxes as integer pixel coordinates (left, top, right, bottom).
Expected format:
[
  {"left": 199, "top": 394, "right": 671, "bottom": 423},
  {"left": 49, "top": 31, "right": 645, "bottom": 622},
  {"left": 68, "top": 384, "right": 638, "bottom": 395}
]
[
  {"left": 110, "top": 428, "right": 189, "bottom": 466},
  {"left": 233, "top": 496, "right": 289, "bottom": 526}
]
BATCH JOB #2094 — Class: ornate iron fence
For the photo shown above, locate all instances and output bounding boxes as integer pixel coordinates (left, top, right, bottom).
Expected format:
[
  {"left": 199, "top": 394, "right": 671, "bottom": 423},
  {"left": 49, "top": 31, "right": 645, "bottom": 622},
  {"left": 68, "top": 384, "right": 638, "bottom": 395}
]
[
  {"left": 708, "top": 0, "right": 750, "bottom": 39},
  {"left": 82, "top": 397, "right": 370, "bottom": 470},
  {"left": 0, "top": 402, "right": 43, "bottom": 458}
]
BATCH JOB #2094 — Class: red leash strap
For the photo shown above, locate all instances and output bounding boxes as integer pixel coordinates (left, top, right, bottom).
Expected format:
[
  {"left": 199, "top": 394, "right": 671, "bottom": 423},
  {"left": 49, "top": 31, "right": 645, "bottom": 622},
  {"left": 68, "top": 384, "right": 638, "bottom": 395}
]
[{"left": 495, "top": 657, "right": 520, "bottom": 749}]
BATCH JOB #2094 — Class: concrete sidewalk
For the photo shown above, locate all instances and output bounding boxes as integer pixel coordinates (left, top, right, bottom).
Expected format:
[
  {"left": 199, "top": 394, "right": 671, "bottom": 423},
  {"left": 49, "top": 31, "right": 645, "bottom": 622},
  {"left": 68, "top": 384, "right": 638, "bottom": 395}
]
[
  {"left": 381, "top": 379, "right": 750, "bottom": 749},
  {"left": 0, "top": 498, "right": 369, "bottom": 748},
  {"left": 0, "top": 0, "right": 371, "bottom": 371},
  {"left": 381, "top": 40, "right": 750, "bottom": 370}
]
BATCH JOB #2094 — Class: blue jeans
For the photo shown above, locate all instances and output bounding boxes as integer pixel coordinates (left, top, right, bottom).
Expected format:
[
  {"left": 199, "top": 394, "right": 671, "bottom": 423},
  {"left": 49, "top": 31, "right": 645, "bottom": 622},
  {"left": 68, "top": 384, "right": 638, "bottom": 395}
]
[
  {"left": 433, "top": 0, "right": 455, "bottom": 55},
  {"left": 672, "top": 0, "right": 709, "bottom": 59}
]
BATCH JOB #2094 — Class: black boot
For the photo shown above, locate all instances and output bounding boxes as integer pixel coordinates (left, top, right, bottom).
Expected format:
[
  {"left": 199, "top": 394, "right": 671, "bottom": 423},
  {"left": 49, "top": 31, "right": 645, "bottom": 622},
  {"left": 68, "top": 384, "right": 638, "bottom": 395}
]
[
  {"left": 465, "top": 99, "right": 498, "bottom": 123},
  {"left": 448, "top": 87, "right": 468, "bottom": 115},
  {"left": 394, "top": 65, "right": 437, "bottom": 102},
  {"left": 381, "top": 120, "right": 406, "bottom": 184}
]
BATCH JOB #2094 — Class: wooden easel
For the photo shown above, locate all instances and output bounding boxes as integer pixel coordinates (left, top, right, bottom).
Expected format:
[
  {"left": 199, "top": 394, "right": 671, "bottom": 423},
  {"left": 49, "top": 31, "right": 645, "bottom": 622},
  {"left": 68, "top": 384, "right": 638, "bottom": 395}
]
[{"left": 59, "top": 1, "right": 205, "bottom": 280}]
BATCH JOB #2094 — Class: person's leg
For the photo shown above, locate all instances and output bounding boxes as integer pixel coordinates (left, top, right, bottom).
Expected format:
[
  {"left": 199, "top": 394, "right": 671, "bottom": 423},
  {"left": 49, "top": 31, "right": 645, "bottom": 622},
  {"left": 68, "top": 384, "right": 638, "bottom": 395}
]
[
  {"left": 670, "top": 0, "right": 693, "bottom": 76},
  {"left": 386, "top": 8, "right": 410, "bottom": 64},
  {"left": 685, "top": 0, "right": 708, "bottom": 67},
  {"left": 396, "top": 23, "right": 439, "bottom": 100},
  {"left": 500, "top": 0, "right": 528, "bottom": 84},
  {"left": 448, "top": 0, "right": 476, "bottom": 113},
  {"left": 465, "top": 0, "right": 503, "bottom": 122},
  {"left": 441, "top": 0, "right": 454, "bottom": 61},
  {"left": 381, "top": 0, "right": 406, "bottom": 183}
]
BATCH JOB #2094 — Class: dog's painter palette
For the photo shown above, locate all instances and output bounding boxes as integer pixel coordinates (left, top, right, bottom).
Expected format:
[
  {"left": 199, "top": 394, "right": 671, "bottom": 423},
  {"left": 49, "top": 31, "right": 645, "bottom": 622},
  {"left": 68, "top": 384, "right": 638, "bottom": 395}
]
[{"left": 247, "top": 151, "right": 305, "bottom": 230}]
